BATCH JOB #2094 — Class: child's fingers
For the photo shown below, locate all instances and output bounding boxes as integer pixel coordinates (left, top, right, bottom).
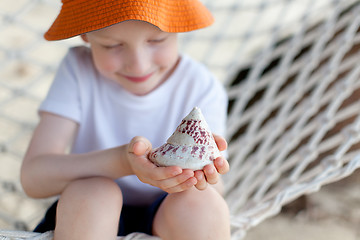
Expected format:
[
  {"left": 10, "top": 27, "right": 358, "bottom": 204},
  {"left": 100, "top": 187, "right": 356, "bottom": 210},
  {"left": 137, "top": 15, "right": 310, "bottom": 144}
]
[
  {"left": 157, "top": 169, "right": 195, "bottom": 191},
  {"left": 149, "top": 165, "right": 183, "bottom": 181},
  {"left": 213, "top": 134, "right": 227, "bottom": 151},
  {"left": 194, "top": 170, "right": 207, "bottom": 190},
  {"left": 132, "top": 141, "right": 147, "bottom": 155},
  {"left": 129, "top": 136, "right": 152, "bottom": 156},
  {"left": 164, "top": 176, "right": 197, "bottom": 194},
  {"left": 203, "top": 164, "right": 219, "bottom": 185},
  {"left": 213, "top": 156, "right": 230, "bottom": 175}
]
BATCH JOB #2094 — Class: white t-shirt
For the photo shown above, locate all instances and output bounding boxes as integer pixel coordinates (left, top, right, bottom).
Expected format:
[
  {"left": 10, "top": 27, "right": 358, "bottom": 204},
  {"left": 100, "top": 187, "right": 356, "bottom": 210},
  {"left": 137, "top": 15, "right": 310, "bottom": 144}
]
[{"left": 40, "top": 46, "right": 228, "bottom": 205}]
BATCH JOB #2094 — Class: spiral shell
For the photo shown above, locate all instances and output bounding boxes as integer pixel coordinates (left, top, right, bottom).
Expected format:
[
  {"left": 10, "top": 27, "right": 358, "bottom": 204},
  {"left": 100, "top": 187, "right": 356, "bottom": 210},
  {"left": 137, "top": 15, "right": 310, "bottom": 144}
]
[{"left": 149, "top": 107, "right": 220, "bottom": 170}]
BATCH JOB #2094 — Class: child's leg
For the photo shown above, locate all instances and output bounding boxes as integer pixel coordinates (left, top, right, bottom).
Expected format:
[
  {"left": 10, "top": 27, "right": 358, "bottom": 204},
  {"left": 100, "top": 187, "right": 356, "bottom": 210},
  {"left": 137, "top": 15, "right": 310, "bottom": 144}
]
[
  {"left": 54, "top": 177, "right": 123, "bottom": 240},
  {"left": 153, "top": 186, "right": 231, "bottom": 240}
]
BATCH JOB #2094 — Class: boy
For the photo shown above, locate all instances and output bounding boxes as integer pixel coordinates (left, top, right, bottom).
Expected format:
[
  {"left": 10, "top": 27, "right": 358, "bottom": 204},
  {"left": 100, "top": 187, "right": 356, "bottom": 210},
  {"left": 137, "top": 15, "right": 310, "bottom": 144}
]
[{"left": 20, "top": 1, "right": 231, "bottom": 239}]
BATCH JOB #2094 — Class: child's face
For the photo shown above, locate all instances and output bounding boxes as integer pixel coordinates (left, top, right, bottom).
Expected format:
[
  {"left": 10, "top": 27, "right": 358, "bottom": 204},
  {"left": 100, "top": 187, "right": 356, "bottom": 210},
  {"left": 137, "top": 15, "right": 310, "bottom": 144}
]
[{"left": 83, "top": 20, "right": 179, "bottom": 96}]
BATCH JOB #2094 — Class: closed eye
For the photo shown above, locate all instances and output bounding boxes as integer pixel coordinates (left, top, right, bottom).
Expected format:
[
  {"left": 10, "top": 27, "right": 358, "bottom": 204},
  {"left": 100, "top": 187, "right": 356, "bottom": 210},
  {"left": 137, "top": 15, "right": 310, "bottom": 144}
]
[
  {"left": 148, "top": 37, "right": 167, "bottom": 43},
  {"left": 102, "top": 43, "right": 124, "bottom": 49}
]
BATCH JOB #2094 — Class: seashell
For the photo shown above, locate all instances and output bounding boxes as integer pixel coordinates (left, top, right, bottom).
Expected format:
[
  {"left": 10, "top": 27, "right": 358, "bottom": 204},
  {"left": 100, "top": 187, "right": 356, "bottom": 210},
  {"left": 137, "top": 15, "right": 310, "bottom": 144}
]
[{"left": 149, "top": 107, "right": 220, "bottom": 170}]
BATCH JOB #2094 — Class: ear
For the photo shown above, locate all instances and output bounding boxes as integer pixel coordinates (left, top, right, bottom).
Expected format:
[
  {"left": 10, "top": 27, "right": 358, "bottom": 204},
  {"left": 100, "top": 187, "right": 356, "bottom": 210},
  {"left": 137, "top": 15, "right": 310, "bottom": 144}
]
[{"left": 81, "top": 34, "right": 89, "bottom": 43}]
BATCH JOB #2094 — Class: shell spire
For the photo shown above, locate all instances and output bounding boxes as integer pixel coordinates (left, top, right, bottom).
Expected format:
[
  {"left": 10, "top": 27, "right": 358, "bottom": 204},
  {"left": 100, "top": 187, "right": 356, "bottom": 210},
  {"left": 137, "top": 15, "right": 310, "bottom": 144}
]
[{"left": 149, "top": 107, "right": 220, "bottom": 170}]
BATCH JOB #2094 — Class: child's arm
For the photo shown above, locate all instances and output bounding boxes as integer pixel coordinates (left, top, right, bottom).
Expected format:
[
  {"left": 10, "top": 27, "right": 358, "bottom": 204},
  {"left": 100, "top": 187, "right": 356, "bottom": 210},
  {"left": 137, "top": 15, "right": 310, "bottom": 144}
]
[
  {"left": 20, "top": 112, "right": 132, "bottom": 198},
  {"left": 21, "top": 112, "right": 197, "bottom": 198}
]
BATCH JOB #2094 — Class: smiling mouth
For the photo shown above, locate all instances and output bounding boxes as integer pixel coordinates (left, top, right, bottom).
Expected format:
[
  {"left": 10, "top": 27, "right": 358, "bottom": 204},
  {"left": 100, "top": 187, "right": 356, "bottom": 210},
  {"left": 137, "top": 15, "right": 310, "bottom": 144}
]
[{"left": 123, "top": 72, "right": 154, "bottom": 83}]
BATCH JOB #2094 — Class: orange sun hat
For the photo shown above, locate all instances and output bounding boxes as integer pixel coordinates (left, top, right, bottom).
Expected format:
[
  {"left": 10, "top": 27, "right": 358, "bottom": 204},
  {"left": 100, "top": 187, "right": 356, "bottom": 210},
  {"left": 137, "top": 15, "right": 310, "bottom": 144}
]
[{"left": 45, "top": 0, "right": 214, "bottom": 41}]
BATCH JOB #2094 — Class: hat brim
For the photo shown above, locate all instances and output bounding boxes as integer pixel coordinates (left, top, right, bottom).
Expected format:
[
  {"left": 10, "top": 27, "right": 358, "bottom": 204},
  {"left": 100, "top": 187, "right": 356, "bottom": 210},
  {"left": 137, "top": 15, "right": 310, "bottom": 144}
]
[{"left": 45, "top": 0, "right": 214, "bottom": 41}]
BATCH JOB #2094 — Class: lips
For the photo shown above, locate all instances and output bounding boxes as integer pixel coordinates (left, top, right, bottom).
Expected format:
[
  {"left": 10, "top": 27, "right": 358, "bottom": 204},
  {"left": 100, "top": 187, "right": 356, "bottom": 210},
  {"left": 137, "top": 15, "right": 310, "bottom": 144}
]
[{"left": 123, "top": 72, "right": 154, "bottom": 83}]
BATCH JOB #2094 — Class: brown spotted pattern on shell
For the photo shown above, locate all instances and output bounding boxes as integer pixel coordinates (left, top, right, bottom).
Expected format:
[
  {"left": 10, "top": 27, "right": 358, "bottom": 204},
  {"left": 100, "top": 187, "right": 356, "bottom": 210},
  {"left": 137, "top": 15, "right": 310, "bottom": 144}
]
[{"left": 149, "top": 107, "right": 220, "bottom": 170}]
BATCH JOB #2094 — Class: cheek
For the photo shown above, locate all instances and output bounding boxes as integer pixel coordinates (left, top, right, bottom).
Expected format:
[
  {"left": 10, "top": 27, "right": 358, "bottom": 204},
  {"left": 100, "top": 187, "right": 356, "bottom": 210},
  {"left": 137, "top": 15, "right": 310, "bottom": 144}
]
[
  {"left": 92, "top": 51, "right": 120, "bottom": 73},
  {"left": 154, "top": 46, "right": 178, "bottom": 68}
]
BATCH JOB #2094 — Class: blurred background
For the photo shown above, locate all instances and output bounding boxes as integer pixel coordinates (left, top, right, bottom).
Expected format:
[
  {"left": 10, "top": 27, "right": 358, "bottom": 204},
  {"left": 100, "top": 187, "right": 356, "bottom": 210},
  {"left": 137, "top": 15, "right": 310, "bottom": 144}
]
[{"left": 1, "top": 0, "right": 360, "bottom": 239}]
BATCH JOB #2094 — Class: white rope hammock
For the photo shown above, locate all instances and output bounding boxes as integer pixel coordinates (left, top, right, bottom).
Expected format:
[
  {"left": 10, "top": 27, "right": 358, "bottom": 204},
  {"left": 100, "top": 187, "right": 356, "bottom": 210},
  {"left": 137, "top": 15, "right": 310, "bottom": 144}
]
[
  {"left": 224, "top": 1, "right": 360, "bottom": 238},
  {"left": 1, "top": 0, "right": 360, "bottom": 239}
]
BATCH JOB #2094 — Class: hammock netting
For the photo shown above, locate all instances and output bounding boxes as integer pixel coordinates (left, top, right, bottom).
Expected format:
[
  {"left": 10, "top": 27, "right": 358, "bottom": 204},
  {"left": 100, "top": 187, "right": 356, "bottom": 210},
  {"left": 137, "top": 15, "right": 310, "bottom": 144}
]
[{"left": 1, "top": 0, "right": 360, "bottom": 239}]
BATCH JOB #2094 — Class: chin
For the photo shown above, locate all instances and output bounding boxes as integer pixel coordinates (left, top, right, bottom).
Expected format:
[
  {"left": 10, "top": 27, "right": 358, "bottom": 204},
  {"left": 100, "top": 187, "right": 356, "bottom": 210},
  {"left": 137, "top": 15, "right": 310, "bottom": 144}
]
[{"left": 129, "top": 86, "right": 154, "bottom": 96}]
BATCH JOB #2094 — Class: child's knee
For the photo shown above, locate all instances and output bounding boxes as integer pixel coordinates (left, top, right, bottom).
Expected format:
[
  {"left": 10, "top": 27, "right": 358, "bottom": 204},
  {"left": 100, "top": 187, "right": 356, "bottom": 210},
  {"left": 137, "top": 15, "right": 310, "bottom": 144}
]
[
  {"left": 61, "top": 177, "right": 123, "bottom": 207},
  {"left": 55, "top": 177, "right": 123, "bottom": 238},
  {"left": 154, "top": 187, "right": 230, "bottom": 239},
  {"left": 190, "top": 187, "right": 227, "bottom": 208},
  {"left": 168, "top": 187, "right": 229, "bottom": 217}
]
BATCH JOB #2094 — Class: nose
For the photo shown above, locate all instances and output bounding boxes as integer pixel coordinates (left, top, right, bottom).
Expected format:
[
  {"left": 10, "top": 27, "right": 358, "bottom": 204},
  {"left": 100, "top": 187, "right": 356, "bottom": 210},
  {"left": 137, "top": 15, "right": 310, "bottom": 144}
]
[{"left": 124, "top": 48, "right": 150, "bottom": 76}]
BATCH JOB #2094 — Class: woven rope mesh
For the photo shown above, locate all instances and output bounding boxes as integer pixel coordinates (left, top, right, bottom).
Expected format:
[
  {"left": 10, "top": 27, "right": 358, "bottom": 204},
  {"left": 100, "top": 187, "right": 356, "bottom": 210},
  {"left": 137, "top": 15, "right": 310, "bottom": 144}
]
[
  {"left": 226, "top": 0, "right": 360, "bottom": 232},
  {"left": 1, "top": 0, "right": 360, "bottom": 239}
]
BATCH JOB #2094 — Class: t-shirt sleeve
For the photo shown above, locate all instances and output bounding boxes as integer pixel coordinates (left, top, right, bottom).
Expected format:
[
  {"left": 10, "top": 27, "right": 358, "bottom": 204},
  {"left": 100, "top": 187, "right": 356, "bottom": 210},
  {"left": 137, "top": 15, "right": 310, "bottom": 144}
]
[{"left": 39, "top": 48, "right": 82, "bottom": 123}]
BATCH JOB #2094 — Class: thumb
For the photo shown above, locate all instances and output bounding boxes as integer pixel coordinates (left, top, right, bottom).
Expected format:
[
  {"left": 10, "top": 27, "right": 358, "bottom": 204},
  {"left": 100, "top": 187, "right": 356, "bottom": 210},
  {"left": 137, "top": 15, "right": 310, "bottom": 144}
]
[
  {"left": 129, "top": 136, "right": 152, "bottom": 156},
  {"left": 213, "top": 134, "right": 228, "bottom": 151}
]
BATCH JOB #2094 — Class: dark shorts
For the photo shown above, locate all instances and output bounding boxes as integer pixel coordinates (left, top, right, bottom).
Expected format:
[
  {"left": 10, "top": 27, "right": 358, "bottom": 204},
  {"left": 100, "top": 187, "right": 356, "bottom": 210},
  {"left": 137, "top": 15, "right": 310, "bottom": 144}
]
[{"left": 34, "top": 193, "right": 168, "bottom": 236}]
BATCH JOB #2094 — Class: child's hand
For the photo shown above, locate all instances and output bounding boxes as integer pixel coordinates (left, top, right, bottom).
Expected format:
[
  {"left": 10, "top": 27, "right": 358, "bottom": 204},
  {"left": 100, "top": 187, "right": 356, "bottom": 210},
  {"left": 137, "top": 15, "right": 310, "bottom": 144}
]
[
  {"left": 127, "top": 136, "right": 198, "bottom": 193},
  {"left": 194, "top": 134, "right": 229, "bottom": 191}
]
